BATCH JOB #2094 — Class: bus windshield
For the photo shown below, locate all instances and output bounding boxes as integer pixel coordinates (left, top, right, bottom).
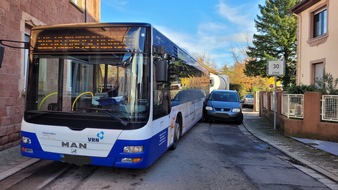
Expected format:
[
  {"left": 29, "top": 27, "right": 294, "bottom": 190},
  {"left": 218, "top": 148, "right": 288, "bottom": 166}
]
[{"left": 25, "top": 53, "right": 150, "bottom": 126}]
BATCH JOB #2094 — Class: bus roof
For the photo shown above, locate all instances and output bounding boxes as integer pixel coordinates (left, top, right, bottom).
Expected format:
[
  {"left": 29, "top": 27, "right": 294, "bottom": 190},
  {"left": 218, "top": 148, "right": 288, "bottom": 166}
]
[{"left": 31, "top": 22, "right": 209, "bottom": 75}]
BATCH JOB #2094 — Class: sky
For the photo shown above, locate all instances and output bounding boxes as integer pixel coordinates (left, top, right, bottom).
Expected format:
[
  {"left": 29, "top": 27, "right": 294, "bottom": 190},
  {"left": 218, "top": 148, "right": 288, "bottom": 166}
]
[{"left": 100, "top": 0, "right": 266, "bottom": 69}]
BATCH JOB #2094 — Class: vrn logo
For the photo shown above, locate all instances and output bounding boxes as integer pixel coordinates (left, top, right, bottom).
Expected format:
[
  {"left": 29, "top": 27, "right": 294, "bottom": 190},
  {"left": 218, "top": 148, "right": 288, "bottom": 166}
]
[{"left": 88, "top": 131, "right": 105, "bottom": 142}]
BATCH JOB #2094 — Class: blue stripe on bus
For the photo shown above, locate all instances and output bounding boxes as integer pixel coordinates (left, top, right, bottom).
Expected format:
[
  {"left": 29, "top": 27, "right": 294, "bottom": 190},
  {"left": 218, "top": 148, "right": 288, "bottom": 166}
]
[{"left": 21, "top": 127, "right": 171, "bottom": 169}]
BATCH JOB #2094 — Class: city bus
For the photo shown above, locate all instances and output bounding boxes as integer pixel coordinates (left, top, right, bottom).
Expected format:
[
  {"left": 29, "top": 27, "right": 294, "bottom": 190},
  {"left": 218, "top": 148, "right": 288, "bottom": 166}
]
[{"left": 21, "top": 23, "right": 210, "bottom": 169}]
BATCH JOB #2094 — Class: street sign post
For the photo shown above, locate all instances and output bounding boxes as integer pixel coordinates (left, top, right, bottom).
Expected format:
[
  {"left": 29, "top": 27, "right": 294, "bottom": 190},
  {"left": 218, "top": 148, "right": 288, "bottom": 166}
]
[
  {"left": 268, "top": 60, "right": 285, "bottom": 76},
  {"left": 267, "top": 60, "right": 285, "bottom": 130}
]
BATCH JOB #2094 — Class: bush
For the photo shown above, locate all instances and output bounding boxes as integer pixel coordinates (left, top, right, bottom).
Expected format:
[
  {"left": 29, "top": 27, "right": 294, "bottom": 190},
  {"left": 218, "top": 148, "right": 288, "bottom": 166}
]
[
  {"left": 284, "top": 84, "right": 319, "bottom": 94},
  {"left": 315, "top": 71, "right": 338, "bottom": 95},
  {"left": 285, "top": 71, "right": 338, "bottom": 95}
]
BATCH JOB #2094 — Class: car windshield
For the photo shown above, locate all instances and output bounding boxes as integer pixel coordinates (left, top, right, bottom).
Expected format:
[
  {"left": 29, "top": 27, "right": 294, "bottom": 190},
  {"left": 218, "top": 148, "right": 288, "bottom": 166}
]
[
  {"left": 246, "top": 94, "right": 254, "bottom": 98},
  {"left": 210, "top": 92, "right": 239, "bottom": 102}
]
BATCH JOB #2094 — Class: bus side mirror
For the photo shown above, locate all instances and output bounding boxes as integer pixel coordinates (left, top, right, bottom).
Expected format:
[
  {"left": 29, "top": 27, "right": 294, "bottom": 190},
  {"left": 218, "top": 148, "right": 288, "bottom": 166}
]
[
  {"left": 0, "top": 46, "right": 4, "bottom": 68},
  {"left": 156, "top": 60, "right": 168, "bottom": 82},
  {"left": 210, "top": 78, "right": 214, "bottom": 87}
]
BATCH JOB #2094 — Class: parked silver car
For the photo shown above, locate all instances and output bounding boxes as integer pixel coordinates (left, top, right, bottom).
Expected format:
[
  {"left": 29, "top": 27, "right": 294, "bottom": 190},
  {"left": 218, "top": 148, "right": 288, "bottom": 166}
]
[
  {"left": 204, "top": 90, "right": 243, "bottom": 124},
  {"left": 242, "top": 93, "right": 254, "bottom": 108}
]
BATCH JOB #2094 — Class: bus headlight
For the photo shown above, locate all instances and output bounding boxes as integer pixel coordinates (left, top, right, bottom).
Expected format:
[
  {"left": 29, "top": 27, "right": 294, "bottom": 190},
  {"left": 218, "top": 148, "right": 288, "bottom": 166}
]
[
  {"left": 22, "top": 136, "right": 32, "bottom": 144},
  {"left": 121, "top": 158, "right": 142, "bottom": 163},
  {"left": 205, "top": 106, "right": 213, "bottom": 111},
  {"left": 232, "top": 108, "right": 241, "bottom": 113},
  {"left": 123, "top": 146, "right": 143, "bottom": 153}
]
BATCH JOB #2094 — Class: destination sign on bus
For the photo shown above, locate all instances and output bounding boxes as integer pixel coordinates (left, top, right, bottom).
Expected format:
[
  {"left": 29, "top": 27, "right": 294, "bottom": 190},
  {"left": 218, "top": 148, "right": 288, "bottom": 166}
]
[{"left": 32, "top": 27, "right": 146, "bottom": 53}]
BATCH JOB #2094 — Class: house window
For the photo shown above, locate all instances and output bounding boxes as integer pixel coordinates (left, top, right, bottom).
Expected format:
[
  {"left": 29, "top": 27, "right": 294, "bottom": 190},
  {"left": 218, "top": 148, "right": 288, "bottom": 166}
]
[
  {"left": 313, "top": 8, "right": 327, "bottom": 38},
  {"left": 313, "top": 63, "right": 324, "bottom": 85},
  {"left": 23, "top": 33, "right": 30, "bottom": 91},
  {"left": 70, "top": 0, "right": 85, "bottom": 11}
]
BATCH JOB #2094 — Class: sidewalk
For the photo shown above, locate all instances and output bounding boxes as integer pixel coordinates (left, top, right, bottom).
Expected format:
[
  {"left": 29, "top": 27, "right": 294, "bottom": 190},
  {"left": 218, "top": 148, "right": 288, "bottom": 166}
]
[
  {"left": 242, "top": 111, "right": 338, "bottom": 189},
  {"left": 0, "top": 145, "right": 39, "bottom": 181}
]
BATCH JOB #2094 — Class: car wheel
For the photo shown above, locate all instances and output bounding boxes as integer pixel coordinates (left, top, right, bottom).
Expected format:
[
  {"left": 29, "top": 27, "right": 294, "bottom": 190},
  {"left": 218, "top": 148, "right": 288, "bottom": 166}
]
[
  {"left": 170, "top": 118, "right": 181, "bottom": 150},
  {"left": 235, "top": 115, "right": 243, "bottom": 125},
  {"left": 203, "top": 115, "right": 209, "bottom": 123}
]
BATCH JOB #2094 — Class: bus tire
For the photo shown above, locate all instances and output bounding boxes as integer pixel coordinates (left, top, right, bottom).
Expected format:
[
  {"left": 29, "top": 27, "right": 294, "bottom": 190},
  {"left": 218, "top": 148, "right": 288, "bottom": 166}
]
[{"left": 170, "top": 117, "right": 181, "bottom": 150}]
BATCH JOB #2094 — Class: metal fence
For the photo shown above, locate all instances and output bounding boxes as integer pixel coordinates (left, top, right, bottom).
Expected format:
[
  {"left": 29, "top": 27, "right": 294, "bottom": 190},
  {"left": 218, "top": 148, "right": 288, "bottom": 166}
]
[
  {"left": 263, "top": 92, "right": 268, "bottom": 109},
  {"left": 322, "top": 95, "right": 338, "bottom": 122},
  {"left": 281, "top": 94, "right": 304, "bottom": 118},
  {"left": 270, "top": 93, "right": 275, "bottom": 111}
]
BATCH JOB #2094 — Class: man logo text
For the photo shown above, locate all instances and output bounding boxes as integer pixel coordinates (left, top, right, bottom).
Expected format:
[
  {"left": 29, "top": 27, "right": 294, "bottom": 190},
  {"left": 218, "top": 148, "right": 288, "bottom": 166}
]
[{"left": 61, "top": 142, "right": 87, "bottom": 149}]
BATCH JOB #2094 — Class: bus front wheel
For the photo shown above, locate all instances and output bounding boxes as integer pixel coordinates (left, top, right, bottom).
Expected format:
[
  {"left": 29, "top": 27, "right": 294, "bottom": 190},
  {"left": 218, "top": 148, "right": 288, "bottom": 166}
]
[{"left": 170, "top": 118, "right": 181, "bottom": 150}]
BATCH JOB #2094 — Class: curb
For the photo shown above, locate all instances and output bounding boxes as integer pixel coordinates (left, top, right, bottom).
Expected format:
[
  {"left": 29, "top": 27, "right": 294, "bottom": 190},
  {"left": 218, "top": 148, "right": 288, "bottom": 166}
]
[{"left": 0, "top": 158, "right": 40, "bottom": 181}]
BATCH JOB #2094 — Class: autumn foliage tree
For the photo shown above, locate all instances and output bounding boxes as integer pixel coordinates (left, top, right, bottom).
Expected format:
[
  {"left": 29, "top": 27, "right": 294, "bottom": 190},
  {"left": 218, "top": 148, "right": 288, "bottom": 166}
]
[
  {"left": 221, "top": 61, "right": 273, "bottom": 96},
  {"left": 221, "top": 47, "right": 274, "bottom": 97},
  {"left": 193, "top": 52, "right": 272, "bottom": 97},
  {"left": 195, "top": 53, "right": 219, "bottom": 74}
]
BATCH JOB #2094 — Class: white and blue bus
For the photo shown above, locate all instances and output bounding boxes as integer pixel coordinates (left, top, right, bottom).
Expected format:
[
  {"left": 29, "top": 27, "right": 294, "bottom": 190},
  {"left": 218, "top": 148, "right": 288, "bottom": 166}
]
[{"left": 21, "top": 23, "right": 210, "bottom": 169}]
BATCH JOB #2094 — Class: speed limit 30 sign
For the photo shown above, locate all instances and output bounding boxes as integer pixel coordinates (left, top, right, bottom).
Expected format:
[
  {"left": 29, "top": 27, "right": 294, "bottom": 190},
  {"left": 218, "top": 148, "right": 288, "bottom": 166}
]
[{"left": 267, "top": 60, "right": 285, "bottom": 76}]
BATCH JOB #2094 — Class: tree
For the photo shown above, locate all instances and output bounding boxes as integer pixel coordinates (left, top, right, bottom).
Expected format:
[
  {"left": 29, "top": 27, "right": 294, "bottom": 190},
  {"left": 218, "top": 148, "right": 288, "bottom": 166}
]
[
  {"left": 221, "top": 61, "right": 274, "bottom": 97},
  {"left": 220, "top": 41, "right": 274, "bottom": 97},
  {"left": 194, "top": 53, "right": 219, "bottom": 74},
  {"left": 246, "top": 0, "right": 299, "bottom": 86}
]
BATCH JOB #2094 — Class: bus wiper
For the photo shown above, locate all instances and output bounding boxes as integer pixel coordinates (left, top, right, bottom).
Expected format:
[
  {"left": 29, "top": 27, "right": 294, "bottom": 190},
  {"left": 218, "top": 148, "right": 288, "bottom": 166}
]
[
  {"left": 26, "top": 112, "right": 51, "bottom": 120},
  {"left": 77, "top": 107, "right": 128, "bottom": 126},
  {"left": 101, "top": 109, "right": 129, "bottom": 126}
]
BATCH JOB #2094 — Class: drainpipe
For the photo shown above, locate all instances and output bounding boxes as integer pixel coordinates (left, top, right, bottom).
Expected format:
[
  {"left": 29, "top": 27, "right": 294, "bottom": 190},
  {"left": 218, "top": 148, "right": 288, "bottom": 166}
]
[
  {"left": 294, "top": 13, "right": 302, "bottom": 85},
  {"left": 85, "top": 0, "right": 88, "bottom": 22}
]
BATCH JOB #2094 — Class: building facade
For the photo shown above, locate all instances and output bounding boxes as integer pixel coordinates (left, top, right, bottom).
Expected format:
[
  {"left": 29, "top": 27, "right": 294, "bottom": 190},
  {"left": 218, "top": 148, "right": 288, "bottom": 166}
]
[
  {"left": 0, "top": 0, "right": 100, "bottom": 150},
  {"left": 292, "top": 0, "right": 337, "bottom": 85}
]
